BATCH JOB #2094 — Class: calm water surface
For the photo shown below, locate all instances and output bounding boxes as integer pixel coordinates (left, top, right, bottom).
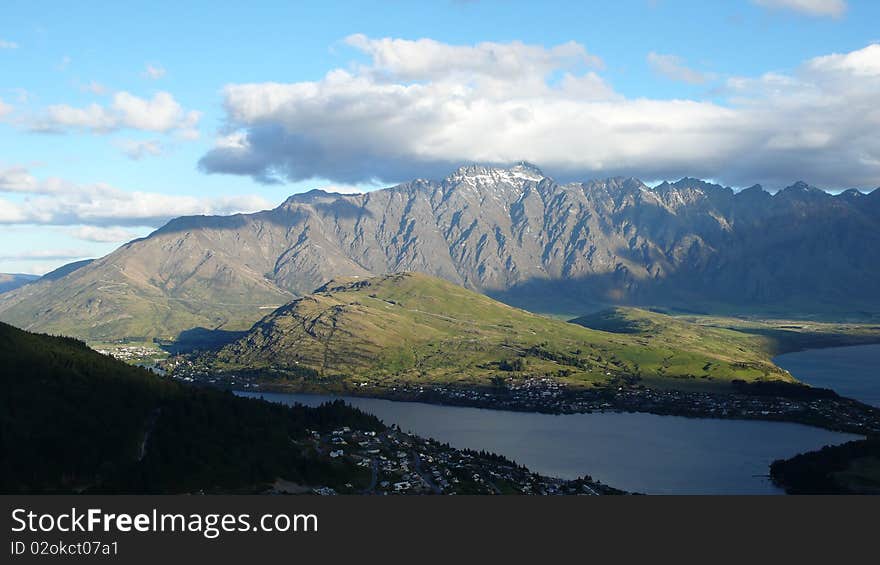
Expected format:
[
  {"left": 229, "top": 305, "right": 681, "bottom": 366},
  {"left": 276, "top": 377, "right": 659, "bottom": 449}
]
[
  {"left": 775, "top": 344, "right": 880, "bottom": 407},
  {"left": 238, "top": 391, "right": 859, "bottom": 494}
]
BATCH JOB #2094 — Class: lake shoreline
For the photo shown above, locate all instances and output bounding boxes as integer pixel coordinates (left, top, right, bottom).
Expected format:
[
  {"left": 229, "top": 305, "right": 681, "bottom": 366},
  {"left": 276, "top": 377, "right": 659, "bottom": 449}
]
[
  {"left": 220, "top": 378, "right": 880, "bottom": 437},
  {"left": 238, "top": 390, "right": 862, "bottom": 494},
  {"left": 177, "top": 345, "right": 880, "bottom": 493},
  {"left": 774, "top": 343, "right": 880, "bottom": 409}
]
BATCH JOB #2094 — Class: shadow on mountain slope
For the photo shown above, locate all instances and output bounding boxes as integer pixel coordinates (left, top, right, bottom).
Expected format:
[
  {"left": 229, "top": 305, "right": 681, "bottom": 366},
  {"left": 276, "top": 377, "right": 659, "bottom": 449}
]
[{"left": 158, "top": 327, "right": 250, "bottom": 355}]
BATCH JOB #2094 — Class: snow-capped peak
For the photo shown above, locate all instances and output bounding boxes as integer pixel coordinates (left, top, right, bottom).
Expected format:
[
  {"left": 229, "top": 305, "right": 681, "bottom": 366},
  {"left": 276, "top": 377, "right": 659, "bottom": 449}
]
[{"left": 508, "top": 161, "right": 545, "bottom": 181}]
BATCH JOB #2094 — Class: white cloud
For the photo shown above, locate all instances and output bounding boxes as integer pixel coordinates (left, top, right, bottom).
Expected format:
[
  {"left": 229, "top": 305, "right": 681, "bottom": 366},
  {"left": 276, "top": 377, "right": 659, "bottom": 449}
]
[
  {"left": 115, "top": 139, "right": 164, "bottom": 160},
  {"left": 0, "top": 198, "right": 27, "bottom": 223},
  {"left": 0, "top": 249, "right": 91, "bottom": 261},
  {"left": 0, "top": 97, "right": 12, "bottom": 118},
  {"left": 66, "top": 226, "right": 137, "bottom": 243},
  {"left": 805, "top": 43, "right": 880, "bottom": 77},
  {"left": 647, "top": 52, "right": 707, "bottom": 84},
  {"left": 199, "top": 38, "right": 880, "bottom": 188},
  {"left": 19, "top": 264, "right": 66, "bottom": 276},
  {"left": 0, "top": 166, "right": 48, "bottom": 193},
  {"left": 345, "top": 34, "right": 604, "bottom": 86},
  {"left": 0, "top": 39, "right": 18, "bottom": 49},
  {"left": 0, "top": 166, "right": 273, "bottom": 227},
  {"left": 143, "top": 63, "right": 166, "bottom": 80},
  {"left": 31, "top": 91, "right": 201, "bottom": 137},
  {"left": 752, "top": 0, "right": 847, "bottom": 18},
  {"left": 40, "top": 103, "right": 117, "bottom": 131}
]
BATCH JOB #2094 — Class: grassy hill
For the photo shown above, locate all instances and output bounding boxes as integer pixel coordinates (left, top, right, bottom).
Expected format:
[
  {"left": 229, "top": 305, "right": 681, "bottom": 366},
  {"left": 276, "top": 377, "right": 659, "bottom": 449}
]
[
  {"left": 568, "top": 307, "right": 800, "bottom": 387},
  {"left": 203, "top": 273, "right": 796, "bottom": 392},
  {"left": 669, "top": 313, "right": 880, "bottom": 356},
  {"left": 0, "top": 321, "right": 381, "bottom": 493}
]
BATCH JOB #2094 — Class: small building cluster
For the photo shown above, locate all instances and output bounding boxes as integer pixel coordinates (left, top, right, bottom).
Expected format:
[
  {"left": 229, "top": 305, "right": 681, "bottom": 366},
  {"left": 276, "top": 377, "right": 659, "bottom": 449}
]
[{"left": 301, "top": 425, "right": 619, "bottom": 495}]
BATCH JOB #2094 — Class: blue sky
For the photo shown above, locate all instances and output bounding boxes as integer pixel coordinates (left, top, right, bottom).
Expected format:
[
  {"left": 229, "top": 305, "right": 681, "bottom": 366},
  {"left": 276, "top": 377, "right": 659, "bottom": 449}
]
[{"left": 2, "top": 0, "right": 879, "bottom": 274}]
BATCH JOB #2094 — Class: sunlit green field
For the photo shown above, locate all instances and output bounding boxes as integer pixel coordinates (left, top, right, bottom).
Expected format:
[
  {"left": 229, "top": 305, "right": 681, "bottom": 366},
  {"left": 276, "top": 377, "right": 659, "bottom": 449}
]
[{"left": 206, "top": 273, "right": 804, "bottom": 392}]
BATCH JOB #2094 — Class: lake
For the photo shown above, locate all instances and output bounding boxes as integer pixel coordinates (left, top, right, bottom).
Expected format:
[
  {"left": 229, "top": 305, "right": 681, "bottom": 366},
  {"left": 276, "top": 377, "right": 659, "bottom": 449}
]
[
  {"left": 774, "top": 344, "right": 880, "bottom": 407},
  {"left": 238, "top": 391, "right": 860, "bottom": 494}
]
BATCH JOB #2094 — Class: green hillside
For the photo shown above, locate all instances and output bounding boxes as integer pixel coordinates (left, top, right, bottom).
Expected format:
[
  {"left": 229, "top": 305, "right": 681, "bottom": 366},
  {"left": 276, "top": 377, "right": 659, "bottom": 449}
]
[
  {"left": 204, "top": 273, "right": 796, "bottom": 392},
  {"left": 571, "top": 307, "right": 794, "bottom": 360},
  {"left": 671, "top": 313, "right": 880, "bottom": 355},
  {"left": 0, "top": 321, "right": 380, "bottom": 493}
]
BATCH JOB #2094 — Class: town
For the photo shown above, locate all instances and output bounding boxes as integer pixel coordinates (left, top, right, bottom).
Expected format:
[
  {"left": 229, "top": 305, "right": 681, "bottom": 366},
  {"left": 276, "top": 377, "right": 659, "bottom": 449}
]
[
  {"left": 94, "top": 344, "right": 164, "bottom": 364},
  {"left": 162, "top": 355, "right": 880, "bottom": 438},
  {"left": 274, "top": 424, "right": 624, "bottom": 496},
  {"left": 377, "top": 378, "right": 880, "bottom": 437}
]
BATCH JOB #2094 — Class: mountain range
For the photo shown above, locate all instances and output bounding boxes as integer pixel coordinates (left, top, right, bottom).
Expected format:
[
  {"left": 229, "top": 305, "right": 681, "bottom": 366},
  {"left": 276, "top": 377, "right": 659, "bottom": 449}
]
[{"left": 1, "top": 163, "right": 878, "bottom": 342}]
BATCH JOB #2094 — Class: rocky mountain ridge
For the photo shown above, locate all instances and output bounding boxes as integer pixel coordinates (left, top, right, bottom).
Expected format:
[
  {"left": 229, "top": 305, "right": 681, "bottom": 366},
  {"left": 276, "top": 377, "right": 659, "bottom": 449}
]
[{"left": 1, "top": 163, "right": 877, "bottom": 341}]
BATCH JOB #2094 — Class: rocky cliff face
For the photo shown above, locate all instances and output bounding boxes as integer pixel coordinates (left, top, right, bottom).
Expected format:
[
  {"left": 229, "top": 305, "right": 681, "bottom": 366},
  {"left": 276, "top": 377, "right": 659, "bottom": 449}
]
[{"left": 2, "top": 163, "right": 878, "bottom": 340}]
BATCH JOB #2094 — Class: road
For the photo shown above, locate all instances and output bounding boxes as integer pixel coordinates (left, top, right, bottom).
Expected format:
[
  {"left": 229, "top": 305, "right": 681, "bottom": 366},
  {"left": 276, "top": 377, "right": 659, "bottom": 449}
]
[
  {"left": 362, "top": 458, "right": 379, "bottom": 494},
  {"left": 412, "top": 452, "right": 442, "bottom": 494}
]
